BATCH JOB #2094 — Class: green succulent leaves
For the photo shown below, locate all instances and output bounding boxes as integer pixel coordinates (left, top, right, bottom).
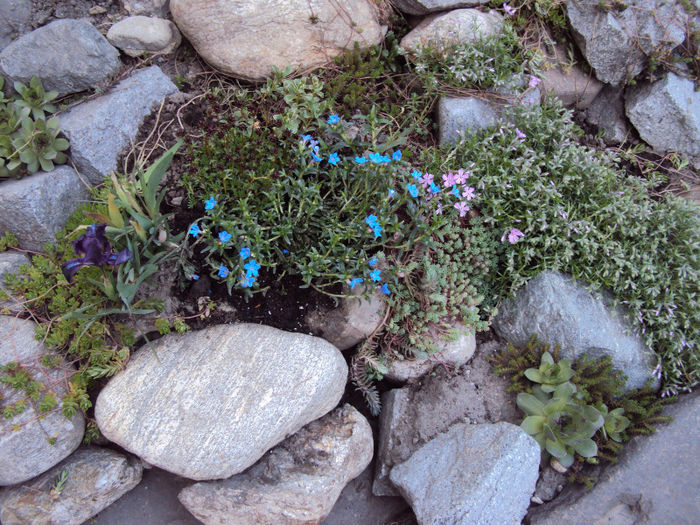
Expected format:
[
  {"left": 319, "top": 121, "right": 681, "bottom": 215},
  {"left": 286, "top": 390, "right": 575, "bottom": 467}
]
[
  {"left": 13, "top": 77, "right": 59, "bottom": 120},
  {"left": 12, "top": 117, "right": 69, "bottom": 173},
  {"left": 524, "top": 351, "right": 575, "bottom": 392}
]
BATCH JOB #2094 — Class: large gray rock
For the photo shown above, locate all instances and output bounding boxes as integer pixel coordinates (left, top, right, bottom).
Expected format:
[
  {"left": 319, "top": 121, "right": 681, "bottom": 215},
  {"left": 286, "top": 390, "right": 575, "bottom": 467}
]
[
  {"left": 389, "top": 422, "right": 540, "bottom": 525},
  {"left": 438, "top": 97, "right": 499, "bottom": 145},
  {"left": 392, "top": 0, "right": 488, "bottom": 15},
  {"left": 492, "top": 271, "right": 658, "bottom": 391},
  {"left": 305, "top": 286, "right": 386, "bottom": 351},
  {"left": 400, "top": 8, "right": 503, "bottom": 54},
  {"left": 95, "top": 323, "right": 348, "bottom": 481},
  {"left": 0, "top": 447, "right": 142, "bottom": 525},
  {"left": 0, "top": 0, "right": 31, "bottom": 51},
  {"left": 0, "top": 251, "right": 28, "bottom": 313},
  {"left": 586, "top": 84, "right": 629, "bottom": 144},
  {"left": 122, "top": 0, "right": 170, "bottom": 17},
  {"left": 0, "top": 19, "right": 121, "bottom": 97},
  {"left": 169, "top": 0, "right": 385, "bottom": 81},
  {"left": 0, "top": 166, "right": 90, "bottom": 252},
  {"left": 566, "top": 0, "right": 687, "bottom": 86},
  {"left": 178, "top": 404, "right": 373, "bottom": 524},
  {"left": 625, "top": 72, "right": 700, "bottom": 159},
  {"left": 0, "top": 316, "right": 85, "bottom": 486},
  {"left": 58, "top": 66, "right": 178, "bottom": 185},
  {"left": 529, "top": 391, "right": 700, "bottom": 525},
  {"left": 374, "top": 343, "right": 520, "bottom": 496},
  {"left": 107, "top": 16, "right": 181, "bottom": 58}
]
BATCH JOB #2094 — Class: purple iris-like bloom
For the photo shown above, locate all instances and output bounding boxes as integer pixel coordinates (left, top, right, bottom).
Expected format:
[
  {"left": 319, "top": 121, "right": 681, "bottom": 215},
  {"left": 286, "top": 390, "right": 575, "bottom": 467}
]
[{"left": 61, "top": 224, "right": 133, "bottom": 282}]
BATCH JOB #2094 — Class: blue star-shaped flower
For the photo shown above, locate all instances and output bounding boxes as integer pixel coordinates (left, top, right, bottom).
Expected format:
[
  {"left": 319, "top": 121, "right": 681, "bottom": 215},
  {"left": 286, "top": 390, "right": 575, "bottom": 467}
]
[
  {"left": 188, "top": 224, "right": 201, "bottom": 237},
  {"left": 327, "top": 114, "right": 340, "bottom": 124},
  {"left": 218, "top": 265, "right": 229, "bottom": 278},
  {"left": 369, "top": 269, "right": 381, "bottom": 282},
  {"left": 204, "top": 197, "right": 217, "bottom": 210},
  {"left": 239, "top": 247, "right": 251, "bottom": 259},
  {"left": 348, "top": 277, "right": 364, "bottom": 289},
  {"left": 218, "top": 231, "right": 232, "bottom": 243},
  {"left": 328, "top": 153, "right": 340, "bottom": 166},
  {"left": 381, "top": 283, "right": 391, "bottom": 295},
  {"left": 244, "top": 259, "right": 261, "bottom": 277},
  {"left": 392, "top": 150, "right": 402, "bottom": 161}
]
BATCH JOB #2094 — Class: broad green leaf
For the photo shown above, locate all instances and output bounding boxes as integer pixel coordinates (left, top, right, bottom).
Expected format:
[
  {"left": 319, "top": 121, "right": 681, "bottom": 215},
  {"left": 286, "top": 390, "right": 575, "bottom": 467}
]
[
  {"left": 517, "top": 393, "right": 545, "bottom": 416},
  {"left": 521, "top": 415, "right": 545, "bottom": 435},
  {"left": 573, "top": 438, "right": 598, "bottom": 458},
  {"left": 142, "top": 140, "right": 182, "bottom": 215}
]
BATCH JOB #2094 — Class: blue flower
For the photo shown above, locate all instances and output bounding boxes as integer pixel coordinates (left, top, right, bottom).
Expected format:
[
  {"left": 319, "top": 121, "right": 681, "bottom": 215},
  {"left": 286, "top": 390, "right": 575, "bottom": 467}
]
[
  {"left": 282, "top": 249, "right": 289, "bottom": 254},
  {"left": 244, "top": 259, "right": 261, "bottom": 277},
  {"left": 388, "top": 188, "right": 396, "bottom": 198},
  {"left": 429, "top": 182, "right": 441, "bottom": 194},
  {"left": 355, "top": 156, "right": 367, "bottom": 164},
  {"left": 380, "top": 155, "right": 391, "bottom": 163},
  {"left": 348, "top": 277, "right": 364, "bottom": 289},
  {"left": 218, "top": 231, "right": 232, "bottom": 243},
  {"left": 239, "top": 247, "right": 251, "bottom": 259},
  {"left": 411, "top": 170, "right": 422, "bottom": 180},
  {"left": 191, "top": 274, "right": 200, "bottom": 280},
  {"left": 328, "top": 114, "right": 340, "bottom": 124},
  {"left": 328, "top": 152, "right": 340, "bottom": 166},
  {"left": 188, "top": 224, "right": 201, "bottom": 237},
  {"left": 451, "top": 185, "right": 460, "bottom": 197},
  {"left": 218, "top": 265, "right": 229, "bottom": 278},
  {"left": 312, "top": 151, "right": 322, "bottom": 162},
  {"left": 407, "top": 183, "right": 418, "bottom": 198},
  {"left": 240, "top": 275, "right": 256, "bottom": 288},
  {"left": 373, "top": 224, "right": 382, "bottom": 238},
  {"left": 381, "top": 283, "right": 391, "bottom": 295},
  {"left": 369, "top": 153, "right": 383, "bottom": 164},
  {"left": 369, "top": 269, "right": 381, "bottom": 282},
  {"left": 392, "top": 150, "right": 402, "bottom": 161},
  {"left": 300, "top": 134, "right": 312, "bottom": 144},
  {"left": 368, "top": 257, "right": 378, "bottom": 267},
  {"left": 204, "top": 197, "right": 217, "bottom": 210},
  {"left": 309, "top": 139, "right": 319, "bottom": 150},
  {"left": 365, "top": 214, "right": 378, "bottom": 227}
]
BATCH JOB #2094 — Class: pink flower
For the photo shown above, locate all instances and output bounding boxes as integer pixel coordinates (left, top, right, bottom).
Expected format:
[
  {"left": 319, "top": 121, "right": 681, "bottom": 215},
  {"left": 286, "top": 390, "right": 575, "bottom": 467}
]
[
  {"left": 515, "top": 128, "right": 526, "bottom": 140},
  {"left": 419, "top": 172, "right": 434, "bottom": 188},
  {"left": 528, "top": 75, "right": 541, "bottom": 89},
  {"left": 462, "top": 186, "right": 477, "bottom": 201},
  {"left": 454, "top": 201, "right": 470, "bottom": 217},
  {"left": 503, "top": 2, "right": 516, "bottom": 16},
  {"left": 454, "top": 169, "right": 470, "bottom": 185},
  {"left": 504, "top": 228, "right": 525, "bottom": 244},
  {"left": 442, "top": 172, "right": 456, "bottom": 187}
]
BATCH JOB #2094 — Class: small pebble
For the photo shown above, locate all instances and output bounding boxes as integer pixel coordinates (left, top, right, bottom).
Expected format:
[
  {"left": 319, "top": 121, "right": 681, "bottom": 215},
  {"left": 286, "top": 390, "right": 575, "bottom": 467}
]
[{"left": 89, "top": 6, "right": 108, "bottom": 15}]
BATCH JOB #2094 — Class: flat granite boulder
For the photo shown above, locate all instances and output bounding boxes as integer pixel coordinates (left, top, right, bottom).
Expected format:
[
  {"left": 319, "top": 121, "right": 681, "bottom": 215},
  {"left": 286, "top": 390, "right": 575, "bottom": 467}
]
[
  {"left": 0, "top": 316, "right": 85, "bottom": 486},
  {"left": 178, "top": 404, "right": 373, "bottom": 524},
  {"left": 95, "top": 323, "right": 348, "bottom": 481},
  {"left": 0, "top": 447, "right": 142, "bottom": 525}
]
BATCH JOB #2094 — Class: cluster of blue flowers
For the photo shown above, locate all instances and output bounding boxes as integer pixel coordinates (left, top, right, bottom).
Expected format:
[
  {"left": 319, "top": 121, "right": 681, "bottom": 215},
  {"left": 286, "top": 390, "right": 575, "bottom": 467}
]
[
  {"left": 347, "top": 256, "right": 390, "bottom": 295},
  {"left": 217, "top": 247, "right": 261, "bottom": 288},
  {"left": 365, "top": 214, "right": 382, "bottom": 239}
]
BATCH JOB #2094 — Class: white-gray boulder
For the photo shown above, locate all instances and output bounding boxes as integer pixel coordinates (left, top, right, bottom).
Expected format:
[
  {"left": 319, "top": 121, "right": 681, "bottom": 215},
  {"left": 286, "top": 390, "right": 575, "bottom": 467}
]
[
  {"left": 392, "top": 0, "right": 489, "bottom": 15},
  {"left": 178, "top": 404, "right": 373, "bottom": 524},
  {"left": 0, "top": 0, "right": 31, "bottom": 51},
  {"left": 492, "top": 271, "right": 659, "bottom": 391},
  {"left": 438, "top": 97, "right": 499, "bottom": 144},
  {"left": 586, "top": 84, "right": 629, "bottom": 144},
  {"left": 389, "top": 422, "right": 540, "bottom": 525},
  {"left": 626, "top": 72, "right": 700, "bottom": 160},
  {"left": 0, "top": 447, "right": 142, "bottom": 525},
  {"left": 95, "top": 323, "right": 348, "bottom": 481},
  {"left": 0, "top": 316, "right": 85, "bottom": 486},
  {"left": 0, "top": 166, "right": 90, "bottom": 252},
  {"left": 0, "top": 19, "right": 121, "bottom": 97},
  {"left": 107, "top": 16, "right": 181, "bottom": 57},
  {"left": 58, "top": 66, "right": 178, "bottom": 185},
  {"left": 121, "top": 0, "right": 170, "bottom": 17},
  {"left": 169, "top": 0, "right": 386, "bottom": 81}
]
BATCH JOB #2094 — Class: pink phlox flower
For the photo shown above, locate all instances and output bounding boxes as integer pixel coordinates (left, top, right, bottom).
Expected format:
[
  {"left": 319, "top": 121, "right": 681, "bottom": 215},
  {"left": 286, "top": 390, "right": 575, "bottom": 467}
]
[
  {"left": 454, "top": 169, "right": 470, "bottom": 185},
  {"left": 515, "top": 128, "right": 526, "bottom": 140},
  {"left": 435, "top": 204, "right": 443, "bottom": 215},
  {"left": 419, "top": 172, "right": 434, "bottom": 188},
  {"left": 462, "top": 186, "right": 476, "bottom": 201},
  {"left": 506, "top": 228, "right": 525, "bottom": 244},
  {"left": 528, "top": 75, "right": 541, "bottom": 89},
  {"left": 503, "top": 2, "right": 516, "bottom": 16},
  {"left": 454, "top": 201, "right": 470, "bottom": 217},
  {"left": 442, "top": 172, "right": 456, "bottom": 187}
]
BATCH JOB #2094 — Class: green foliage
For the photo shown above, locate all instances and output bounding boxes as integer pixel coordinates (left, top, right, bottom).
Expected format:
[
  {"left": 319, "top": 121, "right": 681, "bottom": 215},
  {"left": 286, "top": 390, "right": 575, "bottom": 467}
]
[
  {"left": 0, "top": 232, "right": 18, "bottom": 251},
  {"left": 0, "top": 76, "right": 69, "bottom": 178},
  {"left": 435, "top": 100, "right": 699, "bottom": 395},
  {"left": 49, "top": 469, "right": 69, "bottom": 499},
  {"left": 524, "top": 351, "right": 575, "bottom": 392}
]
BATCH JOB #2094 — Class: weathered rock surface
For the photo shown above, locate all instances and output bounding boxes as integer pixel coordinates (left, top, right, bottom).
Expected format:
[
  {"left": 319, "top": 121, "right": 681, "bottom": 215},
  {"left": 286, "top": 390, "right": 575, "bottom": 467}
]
[
  {"left": 438, "top": 96, "right": 498, "bottom": 144},
  {"left": 0, "top": 316, "right": 85, "bottom": 486},
  {"left": 389, "top": 422, "right": 540, "bottom": 525},
  {"left": 0, "top": 0, "right": 31, "bottom": 51},
  {"left": 383, "top": 326, "right": 476, "bottom": 383},
  {"left": 0, "top": 447, "right": 142, "bottom": 525},
  {"left": 58, "top": 66, "right": 178, "bottom": 184},
  {"left": 626, "top": 72, "right": 700, "bottom": 159},
  {"left": 566, "top": 0, "right": 687, "bottom": 86},
  {"left": 0, "top": 166, "right": 90, "bottom": 251},
  {"left": 107, "top": 16, "right": 181, "bottom": 57},
  {"left": 400, "top": 8, "right": 503, "bottom": 54},
  {"left": 392, "top": 0, "right": 489, "bottom": 15},
  {"left": 492, "top": 271, "right": 658, "bottom": 391},
  {"left": 0, "top": 251, "right": 27, "bottom": 288},
  {"left": 178, "top": 404, "right": 373, "bottom": 525},
  {"left": 169, "top": 0, "right": 385, "bottom": 81},
  {"left": 95, "top": 323, "right": 348, "bottom": 481},
  {"left": 586, "top": 84, "right": 629, "bottom": 144},
  {"left": 529, "top": 391, "right": 700, "bottom": 525},
  {"left": 0, "top": 19, "right": 121, "bottom": 97},
  {"left": 374, "top": 342, "right": 520, "bottom": 496},
  {"left": 306, "top": 286, "right": 386, "bottom": 351},
  {"left": 122, "top": 0, "right": 170, "bottom": 17}
]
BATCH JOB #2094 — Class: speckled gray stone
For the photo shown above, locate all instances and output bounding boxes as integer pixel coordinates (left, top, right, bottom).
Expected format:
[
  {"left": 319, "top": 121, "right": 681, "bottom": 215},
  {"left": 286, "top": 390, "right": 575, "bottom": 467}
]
[
  {"left": 492, "top": 271, "right": 658, "bottom": 391},
  {"left": 438, "top": 97, "right": 498, "bottom": 145},
  {"left": 586, "top": 85, "right": 629, "bottom": 144},
  {"left": 392, "top": 0, "right": 488, "bottom": 15},
  {"left": 0, "top": 447, "right": 142, "bottom": 525},
  {"left": 389, "top": 422, "right": 540, "bottom": 525},
  {"left": 178, "top": 404, "right": 373, "bottom": 524},
  {"left": 0, "top": 316, "right": 85, "bottom": 486},
  {"left": 95, "top": 323, "right": 348, "bottom": 481},
  {"left": 0, "top": 0, "right": 31, "bottom": 51}
]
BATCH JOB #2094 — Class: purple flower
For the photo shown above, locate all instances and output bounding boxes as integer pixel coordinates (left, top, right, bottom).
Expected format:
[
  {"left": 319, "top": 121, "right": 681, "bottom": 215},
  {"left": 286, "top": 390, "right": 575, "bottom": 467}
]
[
  {"left": 515, "top": 128, "right": 526, "bottom": 140},
  {"left": 328, "top": 114, "right": 340, "bottom": 124},
  {"left": 369, "top": 269, "right": 381, "bottom": 282},
  {"left": 218, "top": 231, "right": 232, "bottom": 243},
  {"left": 244, "top": 259, "right": 261, "bottom": 277},
  {"left": 204, "top": 197, "right": 217, "bottom": 210},
  {"left": 61, "top": 224, "right": 133, "bottom": 282},
  {"left": 454, "top": 201, "right": 470, "bottom": 217},
  {"left": 407, "top": 183, "right": 419, "bottom": 197},
  {"left": 442, "top": 172, "right": 456, "bottom": 187},
  {"left": 218, "top": 265, "right": 229, "bottom": 278},
  {"left": 454, "top": 169, "right": 469, "bottom": 184},
  {"left": 328, "top": 152, "right": 340, "bottom": 166},
  {"left": 503, "top": 2, "right": 516, "bottom": 16},
  {"left": 528, "top": 75, "right": 541, "bottom": 89},
  {"left": 392, "top": 150, "right": 402, "bottom": 161},
  {"left": 189, "top": 224, "right": 201, "bottom": 237},
  {"left": 348, "top": 277, "right": 364, "bottom": 289},
  {"left": 505, "top": 228, "right": 525, "bottom": 244},
  {"left": 240, "top": 247, "right": 251, "bottom": 259},
  {"left": 462, "top": 186, "right": 477, "bottom": 200},
  {"left": 419, "top": 172, "right": 434, "bottom": 188},
  {"left": 355, "top": 156, "right": 367, "bottom": 164}
]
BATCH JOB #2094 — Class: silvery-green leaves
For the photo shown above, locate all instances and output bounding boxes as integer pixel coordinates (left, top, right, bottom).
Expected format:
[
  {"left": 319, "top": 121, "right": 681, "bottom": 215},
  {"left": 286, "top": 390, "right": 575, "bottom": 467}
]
[
  {"left": 11, "top": 117, "right": 69, "bottom": 173},
  {"left": 524, "top": 351, "right": 575, "bottom": 392},
  {"left": 13, "top": 77, "right": 59, "bottom": 120}
]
